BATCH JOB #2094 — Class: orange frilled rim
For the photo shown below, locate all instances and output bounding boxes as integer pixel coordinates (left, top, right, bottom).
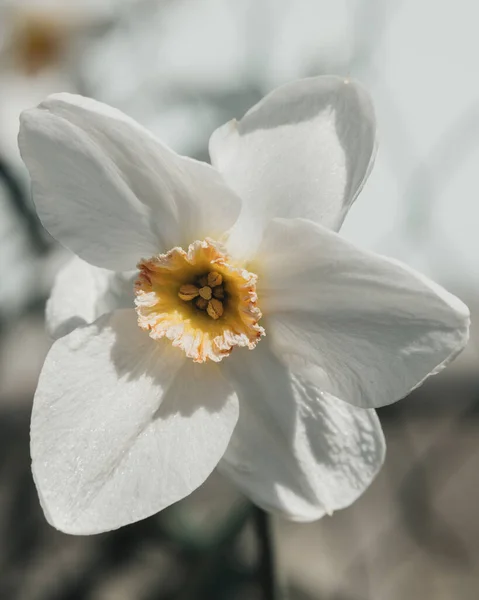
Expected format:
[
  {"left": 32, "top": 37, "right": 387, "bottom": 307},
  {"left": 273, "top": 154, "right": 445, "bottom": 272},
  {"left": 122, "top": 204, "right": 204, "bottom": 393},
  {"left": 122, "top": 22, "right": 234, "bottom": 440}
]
[{"left": 135, "top": 239, "right": 264, "bottom": 363}]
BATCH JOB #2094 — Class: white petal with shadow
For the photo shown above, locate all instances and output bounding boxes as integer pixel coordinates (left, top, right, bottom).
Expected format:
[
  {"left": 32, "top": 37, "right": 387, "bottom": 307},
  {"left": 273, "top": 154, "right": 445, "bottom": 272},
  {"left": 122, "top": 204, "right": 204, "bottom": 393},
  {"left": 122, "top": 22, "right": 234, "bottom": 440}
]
[
  {"left": 218, "top": 340, "right": 385, "bottom": 521},
  {"left": 209, "top": 76, "right": 376, "bottom": 259},
  {"left": 31, "top": 309, "right": 239, "bottom": 534},
  {"left": 19, "top": 93, "right": 241, "bottom": 270},
  {"left": 46, "top": 255, "right": 135, "bottom": 340},
  {"left": 258, "top": 218, "right": 470, "bottom": 409}
]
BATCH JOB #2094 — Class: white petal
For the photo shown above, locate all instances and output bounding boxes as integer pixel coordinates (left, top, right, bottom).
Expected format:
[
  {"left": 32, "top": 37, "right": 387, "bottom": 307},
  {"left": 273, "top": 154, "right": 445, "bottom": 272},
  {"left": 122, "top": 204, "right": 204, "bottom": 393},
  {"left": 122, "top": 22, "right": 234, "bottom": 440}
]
[
  {"left": 258, "top": 218, "right": 470, "bottom": 409},
  {"left": 46, "top": 256, "right": 134, "bottom": 340},
  {"left": 209, "top": 76, "right": 376, "bottom": 259},
  {"left": 218, "top": 341, "right": 385, "bottom": 521},
  {"left": 19, "top": 93, "right": 241, "bottom": 270},
  {"left": 31, "top": 310, "right": 238, "bottom": 534}
]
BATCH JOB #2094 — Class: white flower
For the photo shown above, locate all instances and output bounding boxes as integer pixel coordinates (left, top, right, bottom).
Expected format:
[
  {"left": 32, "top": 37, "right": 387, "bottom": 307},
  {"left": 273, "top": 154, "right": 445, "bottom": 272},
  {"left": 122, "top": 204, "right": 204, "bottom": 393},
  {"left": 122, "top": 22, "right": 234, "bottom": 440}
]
[
  {"left": 0, "top": 0, "right": 126, "bottom": 165},
  {"left": 19, "top": 76, "right": 469, "bottom": 535}
]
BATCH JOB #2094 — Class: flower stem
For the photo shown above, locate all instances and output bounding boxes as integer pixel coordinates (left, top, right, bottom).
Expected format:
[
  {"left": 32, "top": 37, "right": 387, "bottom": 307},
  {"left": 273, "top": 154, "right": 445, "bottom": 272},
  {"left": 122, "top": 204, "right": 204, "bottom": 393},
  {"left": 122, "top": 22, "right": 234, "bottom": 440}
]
[{"left": 254, "top": 506, "right": 278, "bottom": 600}]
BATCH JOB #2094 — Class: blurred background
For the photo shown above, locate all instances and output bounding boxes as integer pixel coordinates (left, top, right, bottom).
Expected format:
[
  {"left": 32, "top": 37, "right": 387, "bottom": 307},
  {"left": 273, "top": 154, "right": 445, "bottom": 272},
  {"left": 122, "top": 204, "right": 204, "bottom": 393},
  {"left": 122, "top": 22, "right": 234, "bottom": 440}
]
[{"left": 1, "top": 0, "right": 478, "bottom": 598}]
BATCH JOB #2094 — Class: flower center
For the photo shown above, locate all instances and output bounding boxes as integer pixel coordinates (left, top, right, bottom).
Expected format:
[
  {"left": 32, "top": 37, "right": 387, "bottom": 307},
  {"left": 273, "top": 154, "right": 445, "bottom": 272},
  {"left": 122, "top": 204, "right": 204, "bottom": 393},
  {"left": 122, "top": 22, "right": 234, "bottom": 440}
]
[
  {"left": 12, "top": 12, "right": 65, "bottom": 75},
  {"left": 135, "top": 239, "right": 264, "bottom": 363},
  {"left": 177, "top": 270, "right": 226, "bottom": 320}
]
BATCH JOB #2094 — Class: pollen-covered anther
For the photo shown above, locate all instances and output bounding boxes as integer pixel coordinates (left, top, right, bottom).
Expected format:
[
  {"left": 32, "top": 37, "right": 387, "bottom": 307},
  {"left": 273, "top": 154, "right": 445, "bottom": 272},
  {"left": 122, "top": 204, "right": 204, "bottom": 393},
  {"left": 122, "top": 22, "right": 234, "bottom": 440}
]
[
  {"left": 178, "top": 284, "right": 199, "bottom": 301},
  {"left": 198, "top": 286, "right": 212, "bottom": 300},
  {"left": 207, "top": 271, "right": 223, "bottom": 287},
  {"left": 135, "top": 239, "right": 265, "bottom": 363},
  {"left": 213, "top": 285, "right": 224, "bottom": 299},
  {"left": 207, "top": 298, "right": 224, "bottom": 320},
  {"left": 196, "top": 297, "right": 209, "bottom": 310}
]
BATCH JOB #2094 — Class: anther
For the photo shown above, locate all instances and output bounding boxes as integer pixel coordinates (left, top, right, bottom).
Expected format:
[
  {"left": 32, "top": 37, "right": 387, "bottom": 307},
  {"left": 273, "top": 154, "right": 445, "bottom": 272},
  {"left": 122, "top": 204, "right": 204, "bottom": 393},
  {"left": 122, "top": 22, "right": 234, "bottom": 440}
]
[
  {"left": 196, "top": 297, "right": 208, "bottom": 310},
  {"left": 199, "top": 286, "right": 212, "bottom": 300},
  {"left": 212, "top": 285, "right": 224, "bottom": 299},
  {"left": 178, "top": 284, "right": 199, "bottom": 301},
  {"left": 207, "top": 298, "right": 224, "bottom": 320},
  {"left": 207, "top": 271, "right": 223, "bottom": 287}
]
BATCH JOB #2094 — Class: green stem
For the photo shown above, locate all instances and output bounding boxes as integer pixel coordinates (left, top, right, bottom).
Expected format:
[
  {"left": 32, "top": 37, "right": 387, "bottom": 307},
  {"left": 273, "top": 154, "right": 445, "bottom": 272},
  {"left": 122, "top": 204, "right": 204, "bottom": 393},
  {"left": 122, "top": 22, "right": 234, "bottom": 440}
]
[{"left": 254, "top": 506, "right": 278, "bottom": 600}]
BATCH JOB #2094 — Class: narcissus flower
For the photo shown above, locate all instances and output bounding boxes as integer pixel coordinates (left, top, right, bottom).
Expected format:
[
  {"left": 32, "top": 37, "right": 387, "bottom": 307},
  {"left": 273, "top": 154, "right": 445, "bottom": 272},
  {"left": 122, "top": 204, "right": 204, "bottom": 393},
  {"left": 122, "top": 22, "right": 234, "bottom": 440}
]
[
  {"left": 19, "top": 77, "right": 469, "bottom": 535},
  {"left": 0, "top": 0, "right": 121, "bottom": 165}
]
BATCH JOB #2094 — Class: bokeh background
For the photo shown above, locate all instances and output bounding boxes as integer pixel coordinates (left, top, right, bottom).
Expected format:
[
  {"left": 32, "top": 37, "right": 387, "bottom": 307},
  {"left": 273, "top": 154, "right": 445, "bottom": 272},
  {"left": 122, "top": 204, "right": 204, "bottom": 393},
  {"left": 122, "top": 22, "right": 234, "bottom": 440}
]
[{"left": 1, "top": 1, "right": 478, "bottom": 598}]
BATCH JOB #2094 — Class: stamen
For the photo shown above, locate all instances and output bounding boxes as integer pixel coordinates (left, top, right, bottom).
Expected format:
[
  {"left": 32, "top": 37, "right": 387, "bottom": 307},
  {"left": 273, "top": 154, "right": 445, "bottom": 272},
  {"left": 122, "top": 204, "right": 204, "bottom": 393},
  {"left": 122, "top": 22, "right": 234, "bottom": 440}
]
[
  {"left": 207, "top": 271, "right": 223, "bottom": 287},
  {"left": 198, "top": 286, "right": 212, "bottom": 300},
  {"left": 178, "top": 284, "right": 199, "bottom": 301},
  {"left": 196, "top": 297, "right": 209, "bottom": 310},
  {"left": 212, "top": 285, "right": 224, "bottom": 299},
  {"left": 207, "top": 298, "right": 224, "bottom": 320}
]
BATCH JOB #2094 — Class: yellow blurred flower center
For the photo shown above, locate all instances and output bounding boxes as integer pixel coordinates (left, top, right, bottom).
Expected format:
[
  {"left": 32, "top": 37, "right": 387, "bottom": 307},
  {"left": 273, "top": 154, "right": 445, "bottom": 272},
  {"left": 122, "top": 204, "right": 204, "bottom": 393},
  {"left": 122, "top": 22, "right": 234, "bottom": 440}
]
[
  {"left": 135, "top": 239, "right": 264, "bottom": 363},
  {"left": 12, "top": 12, "right": 65, "bottom": 75}
]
